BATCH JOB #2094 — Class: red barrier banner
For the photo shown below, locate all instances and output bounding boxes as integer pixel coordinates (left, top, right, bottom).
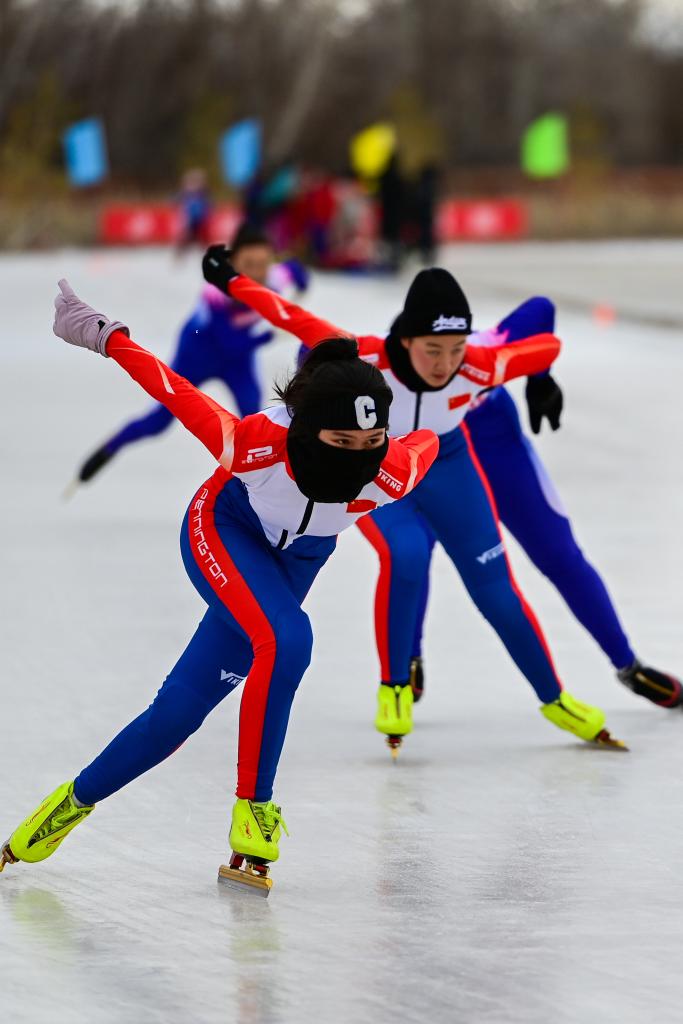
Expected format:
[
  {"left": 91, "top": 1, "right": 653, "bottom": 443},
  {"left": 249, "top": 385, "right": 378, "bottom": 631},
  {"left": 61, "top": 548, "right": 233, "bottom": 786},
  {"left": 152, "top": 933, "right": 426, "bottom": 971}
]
[
  {"left": 100, "top": 205, "right": 243, "bottom": 245},
  {"left": 436, "top": 199, "right": 527, "bottom": 240},
  {"left": 100, "top": 198, "right": 528, "bottom": 246}
]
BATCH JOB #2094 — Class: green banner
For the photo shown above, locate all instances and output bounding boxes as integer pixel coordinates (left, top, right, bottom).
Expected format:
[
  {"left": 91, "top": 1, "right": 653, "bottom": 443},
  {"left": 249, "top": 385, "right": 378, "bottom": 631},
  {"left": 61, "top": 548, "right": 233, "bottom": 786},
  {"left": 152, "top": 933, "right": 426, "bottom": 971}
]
[{"left": 521, "top": 113, "right": 569, "bottom": 179}]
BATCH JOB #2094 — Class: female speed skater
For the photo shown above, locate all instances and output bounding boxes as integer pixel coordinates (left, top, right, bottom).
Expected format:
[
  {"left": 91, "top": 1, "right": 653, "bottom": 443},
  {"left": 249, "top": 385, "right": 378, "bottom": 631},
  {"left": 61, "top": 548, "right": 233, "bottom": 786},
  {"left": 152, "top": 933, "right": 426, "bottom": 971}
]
[
  {"left": 72, "top": 222, "right": 309, "bottom": 489},
  {"left": 399, "top": 295, "right": 682, "bottom": 710},
  {"left": 0, "top": 267, "right": 438, "bottom": 893},
  {"left": 201, "top": 249, "right": 628, "bottom": 756}
]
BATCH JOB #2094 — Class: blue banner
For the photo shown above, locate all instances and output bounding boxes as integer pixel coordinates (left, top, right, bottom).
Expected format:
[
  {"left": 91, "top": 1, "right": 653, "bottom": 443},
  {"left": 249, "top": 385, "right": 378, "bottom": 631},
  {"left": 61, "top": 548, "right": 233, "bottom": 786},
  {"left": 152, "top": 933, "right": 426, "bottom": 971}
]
[
  {"left": 63, "top": 118, "right": 108, "bottom": 187},
  {"left": 220, "top": 119, "right": 262, "bottom": 187}
]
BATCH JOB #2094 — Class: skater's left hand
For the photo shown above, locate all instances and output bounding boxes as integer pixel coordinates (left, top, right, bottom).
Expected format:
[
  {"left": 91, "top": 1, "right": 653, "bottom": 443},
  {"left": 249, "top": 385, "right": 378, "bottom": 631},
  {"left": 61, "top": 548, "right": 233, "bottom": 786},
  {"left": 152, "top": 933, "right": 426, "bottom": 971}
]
[
  {"left": 525, "top": 373, "right": 563, "bottom": 434},
  {"left": 53, "top": 279, "right": 129, "bottom": 357}
]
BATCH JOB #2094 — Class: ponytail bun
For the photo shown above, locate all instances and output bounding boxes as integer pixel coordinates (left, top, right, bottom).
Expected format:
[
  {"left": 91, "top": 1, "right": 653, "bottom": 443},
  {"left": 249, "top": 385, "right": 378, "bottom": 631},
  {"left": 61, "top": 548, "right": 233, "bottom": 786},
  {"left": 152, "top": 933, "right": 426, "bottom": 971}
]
[
  {"left": 299, "top": 337, "right": 359, "bottom": 369},
  {"left": 275, "top": 336, "right": 361, "bottom": 412}
]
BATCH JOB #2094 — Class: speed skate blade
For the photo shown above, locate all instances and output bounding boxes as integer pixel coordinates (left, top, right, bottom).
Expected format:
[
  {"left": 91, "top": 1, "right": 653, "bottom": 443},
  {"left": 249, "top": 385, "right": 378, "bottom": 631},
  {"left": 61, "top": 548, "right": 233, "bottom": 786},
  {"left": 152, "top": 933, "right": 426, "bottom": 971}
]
[
  {"left": 0, "top": 842, "right": 17, "bottom": 873},
  {"left": 592, "top": 729, "right": 629, "bottom": 751},
  {"left": 386, "top": 735, "right": 403, "bottom": 760},
  {"left": 62, "top": 479, "right": 80, "bottom": 501},
  {"left": 217, "top": 863, "right": 272, "bottom": 897}
]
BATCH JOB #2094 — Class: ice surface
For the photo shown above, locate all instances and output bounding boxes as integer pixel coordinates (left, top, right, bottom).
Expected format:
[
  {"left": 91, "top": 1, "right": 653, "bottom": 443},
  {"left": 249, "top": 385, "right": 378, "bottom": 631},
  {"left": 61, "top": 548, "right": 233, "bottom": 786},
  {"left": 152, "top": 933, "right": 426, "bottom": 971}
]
[{"left": 1, "top": 243, "right": 683, "bottom": 1024}]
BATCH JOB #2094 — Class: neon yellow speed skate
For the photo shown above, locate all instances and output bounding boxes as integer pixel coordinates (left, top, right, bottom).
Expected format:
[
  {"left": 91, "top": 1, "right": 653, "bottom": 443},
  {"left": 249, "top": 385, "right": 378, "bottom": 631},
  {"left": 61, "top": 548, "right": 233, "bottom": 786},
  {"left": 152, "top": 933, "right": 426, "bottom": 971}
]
[
  {"left": 218, "top": 799, "right": 289, "bottom": 897},
  {"left": 375, "top": 683, "right": 414, "bottom": 759},
  {"left": 541, "top": 691, "right": 628, "bottom": 750},
  {"left": 0, "top": 781, "right": 94, "bottom": 872}
]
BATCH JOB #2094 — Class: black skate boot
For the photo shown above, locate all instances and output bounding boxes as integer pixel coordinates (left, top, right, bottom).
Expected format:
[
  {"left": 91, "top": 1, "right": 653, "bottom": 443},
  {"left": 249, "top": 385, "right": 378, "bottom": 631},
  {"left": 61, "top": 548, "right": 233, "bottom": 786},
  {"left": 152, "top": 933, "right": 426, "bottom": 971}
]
[
  {"left": 617, "top": 660, "right": 682, "bottom": 709},
  {"left": 79, "top": 444, "right": 115, "bottom": 483},
  {"left": 409, "top": 657, "right": 425, "bottom": 703}
]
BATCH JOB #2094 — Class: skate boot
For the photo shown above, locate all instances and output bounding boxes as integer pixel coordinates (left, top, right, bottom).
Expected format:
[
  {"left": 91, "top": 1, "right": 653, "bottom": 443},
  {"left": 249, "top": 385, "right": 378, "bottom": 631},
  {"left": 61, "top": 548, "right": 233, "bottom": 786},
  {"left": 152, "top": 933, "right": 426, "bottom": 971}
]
[
  {"left": 80, "top": 444, "right": 115, "bottom": 482},
  {"left": 541, "top": 691, "right": 627, "bottom": 750},
  {"left": 218, "top": 799, "right": 289, "bottom": 897},
  {"left": 617, "top": 660, "right": 682, "bottom": 709},
  {"left": 0, "top": 781, "right": 94, "bottom": 872},
  {"left": 410, "top": 657, "right": 425, "bottom": 703},
  {"left": 64, "top": 445, "right": 115, "bottom": 498},
  {"left": 375, "top": 683, "right": 413, "bottom": 759}
]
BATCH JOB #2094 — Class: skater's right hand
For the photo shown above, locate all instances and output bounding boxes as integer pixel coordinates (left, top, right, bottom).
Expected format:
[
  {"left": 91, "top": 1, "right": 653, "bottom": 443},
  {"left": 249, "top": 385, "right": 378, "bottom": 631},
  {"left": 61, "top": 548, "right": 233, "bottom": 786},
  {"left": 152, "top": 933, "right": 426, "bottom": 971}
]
[
  {"left": 53, "top": 279, "right": 129, "bottom": 357},
  {"left": 202, "top": 245, "right": 239, "bottom": 293}
]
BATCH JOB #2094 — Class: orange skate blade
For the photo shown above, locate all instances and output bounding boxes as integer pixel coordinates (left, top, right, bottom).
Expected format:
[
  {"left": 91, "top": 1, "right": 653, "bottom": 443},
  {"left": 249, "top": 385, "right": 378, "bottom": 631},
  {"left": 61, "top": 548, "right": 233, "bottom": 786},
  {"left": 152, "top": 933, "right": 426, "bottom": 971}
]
[
  {"left": 0, "top": 842, "right": 17, "bottom": 873},
  {"left": 592, "top": 729, "right": 629, "bottom": 751},
  {"left": 386, "top": 735, "right": 403, "bottom": 760},
  {"left": 218, "top": 861, "right": 272, "bottom": 897}
]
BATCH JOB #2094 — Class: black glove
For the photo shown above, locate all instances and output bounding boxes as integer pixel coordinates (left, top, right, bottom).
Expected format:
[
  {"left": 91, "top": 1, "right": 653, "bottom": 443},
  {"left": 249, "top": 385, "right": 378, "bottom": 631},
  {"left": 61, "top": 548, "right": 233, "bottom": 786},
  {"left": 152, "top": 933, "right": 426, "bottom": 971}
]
[
  {"left": 202, "top": 244, "right": 239, "bottom": 292},
  {"left": 525, "top": 374, "right": 563, "bottom": 434}
]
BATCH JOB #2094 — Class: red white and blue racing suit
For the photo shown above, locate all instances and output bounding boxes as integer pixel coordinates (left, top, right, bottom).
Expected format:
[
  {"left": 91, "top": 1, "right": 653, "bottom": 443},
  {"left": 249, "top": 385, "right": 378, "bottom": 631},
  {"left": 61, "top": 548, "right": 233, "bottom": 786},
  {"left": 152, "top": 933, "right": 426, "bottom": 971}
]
[
  {"left": 73, "top": 328, "right": 438, "bottom": 805},
  {"left": 227, "top": 275, "right": 567, "bottom": 705}
]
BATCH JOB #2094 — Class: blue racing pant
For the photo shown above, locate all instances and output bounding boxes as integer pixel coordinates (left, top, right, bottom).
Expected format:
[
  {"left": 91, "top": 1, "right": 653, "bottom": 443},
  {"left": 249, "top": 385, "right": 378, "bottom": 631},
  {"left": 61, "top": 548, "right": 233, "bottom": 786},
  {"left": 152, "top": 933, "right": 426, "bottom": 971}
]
[
  {"left": 390, "top": 296, "right": 634, "bottom": 674},
  {"left": 74, "top": 477, "right": 336, "bottom": 806},
  {"left": 358, "top": 425, "right": 563, "bottom": 704}
]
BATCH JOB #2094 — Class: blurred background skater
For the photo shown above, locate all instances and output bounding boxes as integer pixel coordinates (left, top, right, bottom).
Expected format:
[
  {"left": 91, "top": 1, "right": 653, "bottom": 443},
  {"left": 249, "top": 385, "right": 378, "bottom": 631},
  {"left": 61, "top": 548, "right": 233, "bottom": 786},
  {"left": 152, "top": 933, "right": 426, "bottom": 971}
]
[
  {"left": 399, "top": 295, "right": 682, "bottom": 710},
  {"left": 73, "top": 223, "right": 309, "bottom": 490},
  {"left": 1, "top": 268, "right": 438, "bottom": 891},
  {"left": 175, "top": 168, "right": 212, "bottom": 255},
  {"left": 216, "top": 260, "right": 627, "bottom": 756}
]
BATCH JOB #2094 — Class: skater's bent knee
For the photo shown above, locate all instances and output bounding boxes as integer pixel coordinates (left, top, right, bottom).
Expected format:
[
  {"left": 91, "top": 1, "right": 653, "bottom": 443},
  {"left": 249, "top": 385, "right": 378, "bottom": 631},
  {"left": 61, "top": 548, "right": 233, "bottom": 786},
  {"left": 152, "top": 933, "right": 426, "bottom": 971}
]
[{"left": 272, "top": 607, "right": 313, "bottom": 675}]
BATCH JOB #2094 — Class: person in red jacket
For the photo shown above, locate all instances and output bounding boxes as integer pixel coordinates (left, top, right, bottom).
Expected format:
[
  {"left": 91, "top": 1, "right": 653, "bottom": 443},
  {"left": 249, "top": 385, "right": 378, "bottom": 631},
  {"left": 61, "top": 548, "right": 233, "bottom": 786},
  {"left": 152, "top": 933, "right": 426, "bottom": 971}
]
[
  {"left": 1, "top": 275, "right": 438, "bottom": 895},
  {"left": 207, "top": 247, "right": 626, "bottom": 756}
]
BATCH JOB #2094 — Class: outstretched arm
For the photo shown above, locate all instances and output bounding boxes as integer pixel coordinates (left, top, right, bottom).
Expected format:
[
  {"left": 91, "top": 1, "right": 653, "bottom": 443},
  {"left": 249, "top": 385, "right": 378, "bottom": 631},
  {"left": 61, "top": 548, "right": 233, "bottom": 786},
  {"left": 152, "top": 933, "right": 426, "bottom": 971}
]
[
  {"left": 106, "top": 333, "right": 238, "bottom": 467},
  {"left": 203, "top": 244, "right": 352, "bottom": 348},
  {"left": 462, "top": 333, "right": 561, "bottom": 388},
  {"left": 52, "top": 279, "right": 238, "bottom": 469}
]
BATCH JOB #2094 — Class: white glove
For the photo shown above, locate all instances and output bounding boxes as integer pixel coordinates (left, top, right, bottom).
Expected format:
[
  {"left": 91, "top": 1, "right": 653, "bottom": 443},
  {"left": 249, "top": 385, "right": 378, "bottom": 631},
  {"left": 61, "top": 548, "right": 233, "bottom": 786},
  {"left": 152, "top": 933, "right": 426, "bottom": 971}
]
[{"left": 53, "top": 279, "right": 129, "bottom": 357}]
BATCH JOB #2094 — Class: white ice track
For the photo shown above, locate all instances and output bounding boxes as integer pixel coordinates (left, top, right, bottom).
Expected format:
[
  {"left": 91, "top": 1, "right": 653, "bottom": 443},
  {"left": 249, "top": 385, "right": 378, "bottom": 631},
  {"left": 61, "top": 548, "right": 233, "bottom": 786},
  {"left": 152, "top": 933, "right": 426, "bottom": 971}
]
[{"left": 1, "top": 242, "right": 683, "bottom": 1024}]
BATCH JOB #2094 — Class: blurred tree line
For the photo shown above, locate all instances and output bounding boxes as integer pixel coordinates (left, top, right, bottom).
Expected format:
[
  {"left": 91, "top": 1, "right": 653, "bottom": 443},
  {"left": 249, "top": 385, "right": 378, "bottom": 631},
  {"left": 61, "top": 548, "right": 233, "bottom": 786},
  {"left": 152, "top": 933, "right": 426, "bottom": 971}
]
[{"left": 0, "top": 0, "right": 682, "bottom": 198}]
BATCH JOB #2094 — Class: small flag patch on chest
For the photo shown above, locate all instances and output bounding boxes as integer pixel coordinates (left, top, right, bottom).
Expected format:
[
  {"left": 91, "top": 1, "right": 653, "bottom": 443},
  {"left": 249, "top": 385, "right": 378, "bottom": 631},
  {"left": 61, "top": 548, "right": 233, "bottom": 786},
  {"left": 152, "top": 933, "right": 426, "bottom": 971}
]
[
  {"left": 347, "top": 499, "right": 378, "bottom": 514},
  {"left": 449, "top": 393, "right": 471, "bottom": 411}
]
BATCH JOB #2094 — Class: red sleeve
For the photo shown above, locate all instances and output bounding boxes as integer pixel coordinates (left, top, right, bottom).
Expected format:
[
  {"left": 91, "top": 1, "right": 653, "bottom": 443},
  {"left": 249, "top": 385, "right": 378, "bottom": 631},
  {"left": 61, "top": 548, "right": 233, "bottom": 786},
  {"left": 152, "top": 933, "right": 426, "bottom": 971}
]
[
  {"left": 376, "top": 429, "right": 439, "bottom": 499},
  {"left": 460, "top": 333, "right": 561, "bottom": 387},
  {"left": 105, "top": 330, "right": 238, "bottom": 468},
  {"left": 229, "top": 275, "right": 353, "bottom": 348}
]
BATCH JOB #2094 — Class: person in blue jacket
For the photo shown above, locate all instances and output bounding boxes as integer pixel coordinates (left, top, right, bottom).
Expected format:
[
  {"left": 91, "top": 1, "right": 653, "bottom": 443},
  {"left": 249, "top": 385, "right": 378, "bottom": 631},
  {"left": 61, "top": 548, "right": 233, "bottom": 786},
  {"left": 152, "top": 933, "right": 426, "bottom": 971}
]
[{"left": 74, "top": 223, "right": 309, "bottom": 485}]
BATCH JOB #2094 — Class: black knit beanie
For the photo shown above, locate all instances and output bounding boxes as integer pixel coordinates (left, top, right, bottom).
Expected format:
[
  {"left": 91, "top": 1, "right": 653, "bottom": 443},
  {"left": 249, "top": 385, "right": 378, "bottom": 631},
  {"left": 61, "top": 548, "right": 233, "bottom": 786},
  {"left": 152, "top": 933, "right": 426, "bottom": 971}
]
[
  {"left": 394, "top": 268, "right": 472, "bottom": 337},
  {"left": 282, "top": 338, "right": 393, "bottom": 431},
  {"left": 294, "top": 356, "right": 392, "bottom": 433}
]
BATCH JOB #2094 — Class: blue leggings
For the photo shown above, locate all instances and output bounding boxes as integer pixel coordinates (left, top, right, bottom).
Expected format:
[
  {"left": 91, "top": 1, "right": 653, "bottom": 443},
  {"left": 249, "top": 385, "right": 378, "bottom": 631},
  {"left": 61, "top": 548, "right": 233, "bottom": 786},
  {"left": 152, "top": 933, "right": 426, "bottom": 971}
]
[
  {"left": 358, "top": 426, "right": 563, "bottom": 704},
  {"left": 402, "top": 296, "right": 634, "bottom": 673},
  {"left": 106, "top": 319, "right": 262, "bottom": 455},
  {"left": 74, "top": 478, "right": 335, "bottom": 806}
]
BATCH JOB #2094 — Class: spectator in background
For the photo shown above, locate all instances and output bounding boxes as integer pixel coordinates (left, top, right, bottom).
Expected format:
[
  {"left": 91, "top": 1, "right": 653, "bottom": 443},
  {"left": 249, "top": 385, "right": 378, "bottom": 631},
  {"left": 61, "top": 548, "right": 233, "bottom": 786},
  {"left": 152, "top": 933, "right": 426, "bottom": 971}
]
[
  {"left": 378, "top": 153, "right": 404, "bottom": 272},
  {"left": 176, "top": 168, "right": 212, "bottom": 253}
]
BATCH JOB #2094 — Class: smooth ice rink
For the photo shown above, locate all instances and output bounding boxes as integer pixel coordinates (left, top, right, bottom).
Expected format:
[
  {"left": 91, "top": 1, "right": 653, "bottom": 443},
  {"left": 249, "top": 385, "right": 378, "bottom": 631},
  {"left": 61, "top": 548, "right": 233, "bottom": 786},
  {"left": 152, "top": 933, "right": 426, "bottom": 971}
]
[{"left": 1, "top": 242, "right": 683, "bottom": 1024}]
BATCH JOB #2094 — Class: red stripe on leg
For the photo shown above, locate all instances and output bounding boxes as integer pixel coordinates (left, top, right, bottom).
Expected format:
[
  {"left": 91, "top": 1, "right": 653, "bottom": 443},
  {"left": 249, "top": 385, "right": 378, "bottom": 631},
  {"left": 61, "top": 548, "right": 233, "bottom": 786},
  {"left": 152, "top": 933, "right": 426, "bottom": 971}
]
[
  {"left": 461, "top": 422, "right": 563, "bottom": 691},
  {"left": 357, "top": 515, "right": 393, "bottom": 682},
  {"left": 187, "top": 475, "right": 276, "bottom": 798}
]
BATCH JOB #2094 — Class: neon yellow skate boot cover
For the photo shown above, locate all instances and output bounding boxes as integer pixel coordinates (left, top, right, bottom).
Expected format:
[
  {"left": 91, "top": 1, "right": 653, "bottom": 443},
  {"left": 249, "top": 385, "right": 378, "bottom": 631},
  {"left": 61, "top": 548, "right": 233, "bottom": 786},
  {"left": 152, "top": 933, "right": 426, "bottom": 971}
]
[
  {"left": 7, "top": 781, "right": 94, "bottom": 864},
  {"left": 375, "top": 683, "right": 414, "bottom": 737},
  {"left": 541, "top": 691, "right": 606, "bottom": 742},
  {"left": 229, "top": 799, "right": 288, "bottom": 863}
]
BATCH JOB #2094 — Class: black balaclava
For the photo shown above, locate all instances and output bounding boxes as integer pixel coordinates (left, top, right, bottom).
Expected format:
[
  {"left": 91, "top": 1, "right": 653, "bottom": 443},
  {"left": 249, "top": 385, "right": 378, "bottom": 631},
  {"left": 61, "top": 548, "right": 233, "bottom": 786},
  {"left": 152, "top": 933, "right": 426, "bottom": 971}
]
[
  {"left": 287, "top": 343, "right": 393, "bottom": 503},
  {"left": 386, "top": 267, "right": 472, "bottom": 393}
]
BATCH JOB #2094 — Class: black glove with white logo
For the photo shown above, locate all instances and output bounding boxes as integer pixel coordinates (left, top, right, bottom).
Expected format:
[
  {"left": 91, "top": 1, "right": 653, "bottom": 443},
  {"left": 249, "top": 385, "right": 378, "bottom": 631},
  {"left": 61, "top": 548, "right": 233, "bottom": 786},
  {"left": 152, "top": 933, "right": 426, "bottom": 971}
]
[
  {"left": 525, "top": 374, "right": 563, "bottom": 434},
  {"left": 202, "top": 244, "right": 239, "bottom": 293}
]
